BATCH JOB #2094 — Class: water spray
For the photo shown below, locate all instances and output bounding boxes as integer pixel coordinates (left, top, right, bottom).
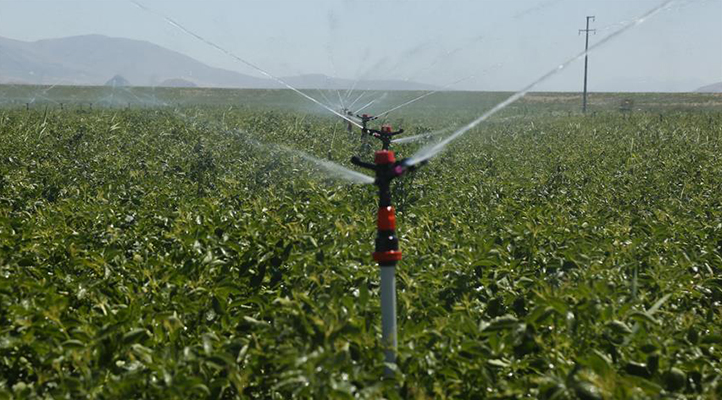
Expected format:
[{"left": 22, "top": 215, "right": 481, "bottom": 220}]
[
  {"left": 355, "top": 93, "right": 387, "bottom": 114},
  {"left": 317, "top": 89, "right": 337, "bottom": 109},
  {"left": 228, "top": 129, "right": 375, "bottom": 185},
  {"left": 336, "top": 90, "right": 347, "bottom": 110},
  {"left": 408, "top": 0, "right": 679, "bottom": 166},
  {"left": 347, "top": 92, "right": 367, "bottom": 111},
  {"left": 373, "top": 63, "right": 499, "bottom": 123},
  {"left": 374, "top": 74, "right": 475, "bottom": 119},
  {"left": 391, "top": 126, "right": 456, "bottom": 144},
  {"left": 129, "top": 0, "right": 362, "bottom": 129},
  {"left": 159, "top": 106, "right": 374, "bottom": 186}
]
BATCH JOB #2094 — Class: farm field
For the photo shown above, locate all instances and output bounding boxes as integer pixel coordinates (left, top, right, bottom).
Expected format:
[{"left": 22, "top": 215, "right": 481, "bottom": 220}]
[
  {"left": 2, "top": 85, "right": 722, "bottom": 115},
  {"left": 1, "top": 87, "right": 722, "bottom": 398}
]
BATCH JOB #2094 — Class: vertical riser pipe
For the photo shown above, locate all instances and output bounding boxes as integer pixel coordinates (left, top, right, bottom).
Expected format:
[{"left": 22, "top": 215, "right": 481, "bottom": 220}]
[{"left": 380, "top": 266, "right": 397, "bottom": 376}]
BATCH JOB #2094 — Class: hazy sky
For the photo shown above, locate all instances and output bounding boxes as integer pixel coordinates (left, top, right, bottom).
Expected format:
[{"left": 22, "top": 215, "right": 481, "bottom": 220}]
[{"left": 0, "top": 0, "right": 720, "bottom": 91}]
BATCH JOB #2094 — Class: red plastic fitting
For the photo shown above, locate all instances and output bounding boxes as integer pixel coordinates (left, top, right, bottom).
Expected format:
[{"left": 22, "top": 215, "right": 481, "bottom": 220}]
[
  {"left": 377, "top": 206, "right": 397, "bottom": 230},
  {"left": 373, "top": 250, "right": 402, "bottom": 263},
  {"left": 374, "top": 150, "right": 396, "bottom": 165}
]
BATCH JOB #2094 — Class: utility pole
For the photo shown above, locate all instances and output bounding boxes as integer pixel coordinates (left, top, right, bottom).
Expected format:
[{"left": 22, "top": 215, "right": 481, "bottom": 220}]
[{"left": 579, "top": 16, "right": 596, "bottom": 113}]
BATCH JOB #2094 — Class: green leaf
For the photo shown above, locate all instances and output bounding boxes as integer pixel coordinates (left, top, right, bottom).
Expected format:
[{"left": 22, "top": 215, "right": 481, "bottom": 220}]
[{"left": 122, "top": 328, "right": 150, "bottom": 344}]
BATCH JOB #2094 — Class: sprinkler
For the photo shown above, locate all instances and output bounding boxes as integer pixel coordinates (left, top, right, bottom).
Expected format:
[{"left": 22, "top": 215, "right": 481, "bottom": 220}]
[
  {"left": 350, "top": 150, "right": 423, "bottom": 377},
  {"left": 341, "top": 108, "right": 355, "bottom": 133},
  {"left": 364, "top": 124, "right": 405, "bottom": 150},
  {"left": 356, "top": 113, "right": 378, "bottom": 130}
]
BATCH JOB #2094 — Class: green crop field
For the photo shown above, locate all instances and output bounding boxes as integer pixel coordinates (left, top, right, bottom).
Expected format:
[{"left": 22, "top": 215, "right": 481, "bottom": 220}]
[{"left": 1, "top": 86, "right": 722, "bottom": 399}]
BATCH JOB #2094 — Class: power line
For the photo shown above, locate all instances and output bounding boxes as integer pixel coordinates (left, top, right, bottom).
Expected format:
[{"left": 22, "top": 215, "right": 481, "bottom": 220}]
[{"left": 579, "top": 16, "right": 596, "bottom": 113}]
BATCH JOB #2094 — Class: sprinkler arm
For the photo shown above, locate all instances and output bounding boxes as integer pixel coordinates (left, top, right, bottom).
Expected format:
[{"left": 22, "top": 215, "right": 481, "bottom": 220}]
[
  {"left": 350, "top": 156, "right": 375, "bottom": 170},
  {"left": 350, "top": 155, "right": 418, "bottom": 176},
  {"left": 363, "top": 127, "right": 404, "bottom": 137},
  {"left": 350, "top": 154, "right": 422, "bottom": 185},
  {"left": 361, "top": 127, "right": 405, "bottom": 150}
]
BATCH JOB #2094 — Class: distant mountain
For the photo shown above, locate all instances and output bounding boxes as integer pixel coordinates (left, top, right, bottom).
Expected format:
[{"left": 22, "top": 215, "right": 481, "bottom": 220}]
[
  {"left": 160, "top": 78, "right": 197, "bottom": 88},
  {"left": 0, "top": 35, "right": 438, "bottom": 91},
  {"left": 0, "top": 35, "right": 270, "bottom": 88},
  {"left": 105, "top": 74, "right": 130, "bottom": 87},
  {"left": 696, "top": 82, "right": 722, "bottom": 93}
]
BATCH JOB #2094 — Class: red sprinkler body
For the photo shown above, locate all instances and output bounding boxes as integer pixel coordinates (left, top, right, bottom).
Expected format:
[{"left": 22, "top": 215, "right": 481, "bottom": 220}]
[
  {"left": 351, "top": 150, "right": 421, "bottom": 377},
  {"left": 364, "top": 124, "right": 405, "bottom": 150}
]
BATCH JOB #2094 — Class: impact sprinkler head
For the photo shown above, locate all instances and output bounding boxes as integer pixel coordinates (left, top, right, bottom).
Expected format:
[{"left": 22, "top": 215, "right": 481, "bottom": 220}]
[
  {"left": 357, "top": 113, "right": 379, "bottom": 130},
  {"left": 350, "top": 150, "right": 420, "bottom": 193},
  {"left": 363, "top": 125, "right": 405, "bottom": 151}
]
